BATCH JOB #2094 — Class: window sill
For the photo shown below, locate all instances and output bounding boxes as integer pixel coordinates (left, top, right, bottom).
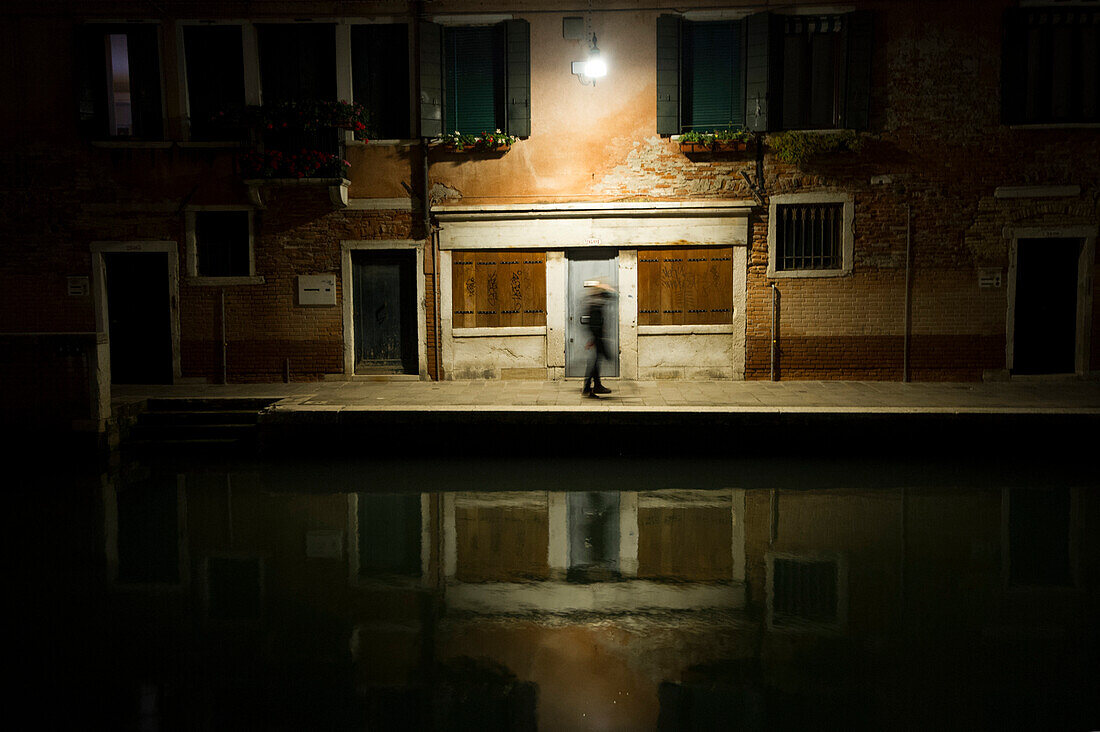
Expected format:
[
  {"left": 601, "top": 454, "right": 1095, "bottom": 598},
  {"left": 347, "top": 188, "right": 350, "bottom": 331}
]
[
  {"left": 638, "top": 324, "right": 734, "bottom": 335},
  {"left": 345, "top": 138, "right": 418, "bottom": 147},
  {"left": 453, "top": 326, "right": 546, "bottom": 338},
  {"left": 767, "top": 267, "right": 850, "bottom": 279},
  {"left": 177, "top": 140, "right": 246, "bottom": 149},
  {"left": 1007, "top": 122, "right": 1100, "bottom": 130},
  {"left": 187, "top": 275, "right": 265, "bottom": 286},
  {"left": 90, "top": 140, "right": 173, "bottom": 149}
]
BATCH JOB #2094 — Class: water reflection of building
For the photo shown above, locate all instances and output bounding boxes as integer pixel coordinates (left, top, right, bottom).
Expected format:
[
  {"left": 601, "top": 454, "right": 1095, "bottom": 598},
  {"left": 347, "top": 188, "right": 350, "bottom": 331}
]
[{"left": 99, "top": 469, "right": 1097, "bottom": 730}]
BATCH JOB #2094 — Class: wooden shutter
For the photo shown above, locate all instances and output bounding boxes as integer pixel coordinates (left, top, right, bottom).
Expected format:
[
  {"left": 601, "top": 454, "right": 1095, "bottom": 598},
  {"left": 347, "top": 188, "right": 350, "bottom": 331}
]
[
  {"left": 745, "top": 12, "right": 781, "bottom": 132},
  {"left": 419, "top": 20, "right": 443, "bottom": 138},
  {"left": 505, "top": 19, "right": 530, "bottom": 137},
  {"left": 127, "top": 25, "right": 164, "bottom": 138},
  {"left": 638, "top": 247, "right": 733, "bottom": 325},
  {"left": 656, "top": 15, "right": 681, "bottom": 135},
  {"left": 452, "top": 251, "right": 545, "bottom": 327},
  {"left": 843, "top": 10, "right": 873, "bottom": 130}
]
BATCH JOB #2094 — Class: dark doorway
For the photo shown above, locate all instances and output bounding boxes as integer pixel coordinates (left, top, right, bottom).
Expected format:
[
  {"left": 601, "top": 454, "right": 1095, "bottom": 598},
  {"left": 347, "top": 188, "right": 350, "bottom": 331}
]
[
  {"left": 567, "top": 491, "right": 620, "bottom": 582},
  {"left": 352, "top": 250, "right": 417, "bottom": 374},
  {"left": 1013, "top": 238, "right": 1082, "bottom": 375},
  {"left": 104, "top": 252, "right": 172, "bottom": 384}
]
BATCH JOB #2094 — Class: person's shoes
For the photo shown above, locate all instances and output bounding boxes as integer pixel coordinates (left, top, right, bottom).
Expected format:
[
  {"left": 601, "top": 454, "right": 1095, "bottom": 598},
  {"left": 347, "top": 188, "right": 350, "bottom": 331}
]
[
  {"left": 581, "top": 384, "right": 592, "bottom": 396},
  {"left": 586, "top": 391, "right": 600, "bottom": 399},
  {"left": 592, "top": 385, "right": 612, "bottom": 394}
]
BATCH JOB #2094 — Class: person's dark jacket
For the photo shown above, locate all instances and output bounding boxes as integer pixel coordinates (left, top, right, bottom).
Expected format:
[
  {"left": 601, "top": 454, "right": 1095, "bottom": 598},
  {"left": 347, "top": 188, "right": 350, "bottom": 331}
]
[{"left": 585, "top": 293, "right": 607, "bottom": 339}]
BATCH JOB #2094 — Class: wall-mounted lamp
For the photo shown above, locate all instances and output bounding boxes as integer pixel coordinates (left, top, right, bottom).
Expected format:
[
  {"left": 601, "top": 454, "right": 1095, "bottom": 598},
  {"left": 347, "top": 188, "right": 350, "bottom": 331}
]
[{"left": 571, "top": 35, "right": 607, "bottom": 84}]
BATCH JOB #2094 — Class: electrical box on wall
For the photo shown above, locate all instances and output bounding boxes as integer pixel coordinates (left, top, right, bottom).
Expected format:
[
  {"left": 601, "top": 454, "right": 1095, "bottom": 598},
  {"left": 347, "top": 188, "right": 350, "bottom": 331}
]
[{"left": 298, "top": 275, "right": 336, "bottom": 305}]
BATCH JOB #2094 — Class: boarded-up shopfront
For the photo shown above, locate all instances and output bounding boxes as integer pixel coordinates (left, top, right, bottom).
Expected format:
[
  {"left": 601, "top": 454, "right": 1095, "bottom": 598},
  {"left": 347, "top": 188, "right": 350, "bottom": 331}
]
[{"left": 436, "top": 202, "right": 750, "bottom": 380}]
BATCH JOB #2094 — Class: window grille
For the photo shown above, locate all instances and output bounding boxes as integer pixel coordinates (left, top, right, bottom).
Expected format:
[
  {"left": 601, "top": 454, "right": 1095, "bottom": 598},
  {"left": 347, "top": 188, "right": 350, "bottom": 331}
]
[
  {"left": 776, "top": 203, "right": 843, "bottom": 271},
  {"left": 772, "top": 557, "right": 838, "bottom": 625}
]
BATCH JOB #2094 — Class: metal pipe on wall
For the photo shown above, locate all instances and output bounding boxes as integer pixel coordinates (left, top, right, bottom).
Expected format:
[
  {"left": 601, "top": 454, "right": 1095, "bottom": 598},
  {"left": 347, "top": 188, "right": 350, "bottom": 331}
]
[
  {"left": 903, "top": 203, "right": 912, "bottom": 382},
  {"left": 770, "top": 282, "right": 780, "bottom": 381},
  {"left": 220, "top": 288, "right": 227, "bottom": 385}
]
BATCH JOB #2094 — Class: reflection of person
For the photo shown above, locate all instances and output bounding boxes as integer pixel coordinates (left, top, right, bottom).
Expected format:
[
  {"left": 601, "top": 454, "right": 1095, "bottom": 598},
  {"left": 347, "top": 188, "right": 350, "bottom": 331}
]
[{"left": 582, "top": 282, "right": 615, "bottom": 398}]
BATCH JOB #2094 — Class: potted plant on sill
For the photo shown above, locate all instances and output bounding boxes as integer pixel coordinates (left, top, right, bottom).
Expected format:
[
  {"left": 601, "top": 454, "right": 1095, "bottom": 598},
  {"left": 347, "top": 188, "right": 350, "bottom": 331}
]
[
  {"left": 768, "top": 129, "right": 861, "bottom": 166},
  {"left": 711, "top": 126, "right": 752, "bottom": 153},
  {"left": 212, "top": 100, "right": 372, "bottom": 141},
  {"left": 678, "top": 130, "right": 712, "bottom": 154},
  {"left": 440, "top": 130, "right": 518, "bottom": 153}
]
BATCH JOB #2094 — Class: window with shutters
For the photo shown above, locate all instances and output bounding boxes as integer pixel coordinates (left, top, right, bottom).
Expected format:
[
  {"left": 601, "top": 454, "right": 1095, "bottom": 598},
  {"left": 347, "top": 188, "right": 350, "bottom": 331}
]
[
  {"left": 186, "top": 209, "right": 255, "bottom": 280},
  {"left": 1002, "top": 7, "right": 1099, "bottom": 125},
  {"left": 256, "top": 23, "right": 340, "bottom": 155},
  {"left": 182, "top": 25, "right": 246, "bottom": 141},
  {"left": 781, "top": 16, "right": 848, "bottom": 130},
  {"left": 450, "top": 251, "right": 546, "bottom": 328},
  {"left": 351, "top": 24, "right": 411, "bottom": 139},
  {"left": 683, "top": 21, "right": 744, "bottom": 132},
  {"left": 766, "top": 553, "right": 847, "bottom": 632},
  {"left": 419, "top": 20, "right": 530, "bottom": 139},
  {"left": 638, "top": 247, "right": 734, "bottom": 325},
  {"left": 76, "top": 23, "right": 164, "bottom": 139},
  {"left": 767, "top": 193, "right": 853, "bottom": 278}
]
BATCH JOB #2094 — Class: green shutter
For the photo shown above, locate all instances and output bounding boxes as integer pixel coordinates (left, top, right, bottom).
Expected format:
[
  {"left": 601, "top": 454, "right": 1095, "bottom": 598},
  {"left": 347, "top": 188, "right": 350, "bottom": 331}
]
[
  {"left": 685, "top": 21, "right": 742, "bottom": 131},
  {"left": 445, "top": 25, "right": 500, "bottom": 134},
  {"left": 656, "top": 15, "right": 681, "bottom": 135},
  {"left": 505, "top": 19, "right": 530, "bottom": 137},
  {"left": 127, "top": 25, "right": 164, "bottom": 138},
  {"left": 745, "top": 12, "right": 781, "bottom": 132},
  {"left": 420, "top": 21, "right": 443, "bottom": 138},
  {"left": 843, "top": 10, "right": 873, "bottom": 130}
]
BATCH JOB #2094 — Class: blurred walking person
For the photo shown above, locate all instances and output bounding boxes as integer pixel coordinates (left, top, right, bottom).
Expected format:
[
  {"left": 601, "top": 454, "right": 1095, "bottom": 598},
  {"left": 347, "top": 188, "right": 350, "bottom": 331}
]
[{"left": 582, "top": 281, "right": 615, "bottom": 398}]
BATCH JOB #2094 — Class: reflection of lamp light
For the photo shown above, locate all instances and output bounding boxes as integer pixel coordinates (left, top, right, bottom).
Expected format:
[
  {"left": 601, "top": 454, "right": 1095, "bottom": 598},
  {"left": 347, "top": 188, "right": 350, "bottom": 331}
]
[{"left": 571, "top": 34, "right": 607, "bottom": 84}]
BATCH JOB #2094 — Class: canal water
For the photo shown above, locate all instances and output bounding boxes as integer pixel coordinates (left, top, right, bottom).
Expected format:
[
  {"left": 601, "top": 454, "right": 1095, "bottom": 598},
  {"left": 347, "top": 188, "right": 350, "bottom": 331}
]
[{"left": 21, "top": 440, "right": 1098, "bottom": 731}]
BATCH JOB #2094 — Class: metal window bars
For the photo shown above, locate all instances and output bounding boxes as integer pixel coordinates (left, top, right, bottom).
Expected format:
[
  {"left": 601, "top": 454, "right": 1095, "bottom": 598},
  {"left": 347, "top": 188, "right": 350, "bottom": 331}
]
[{"left": 777, "top": 203, "right": 843, "bottom": 271}]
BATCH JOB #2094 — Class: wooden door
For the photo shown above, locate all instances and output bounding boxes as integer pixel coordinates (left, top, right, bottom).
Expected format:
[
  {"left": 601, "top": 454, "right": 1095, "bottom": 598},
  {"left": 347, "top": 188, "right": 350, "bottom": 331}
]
[
  {"left": 1013, "top": 238, "right": 1081, "bottom": 374},
  {"left": 103, "top": 252, "right": 172, "bottom": 384},
  {"left": 353, "top": 251, "right": 416, "bottom": 374}
]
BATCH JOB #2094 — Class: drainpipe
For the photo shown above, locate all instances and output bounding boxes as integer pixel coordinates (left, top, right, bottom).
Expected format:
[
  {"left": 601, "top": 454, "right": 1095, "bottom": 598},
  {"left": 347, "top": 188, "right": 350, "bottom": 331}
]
[
  {"left": 412, "top": 5, "right": 440, "bottom": 381},
  {"left": 220, "top": 288, "right": 227, "bottom": 385},
  {"left": 903, "top": 204, "right": 912, "bottom": 382},
  {"left": 770, "top": 283, "right": 780, "bottom": 381}
]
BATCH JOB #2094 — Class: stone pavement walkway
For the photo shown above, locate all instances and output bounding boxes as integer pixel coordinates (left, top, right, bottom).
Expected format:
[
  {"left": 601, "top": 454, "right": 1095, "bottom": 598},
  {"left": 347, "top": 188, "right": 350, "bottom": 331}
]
[{"left": 112, "top": 377, "right": 1100, "bottom": 414}]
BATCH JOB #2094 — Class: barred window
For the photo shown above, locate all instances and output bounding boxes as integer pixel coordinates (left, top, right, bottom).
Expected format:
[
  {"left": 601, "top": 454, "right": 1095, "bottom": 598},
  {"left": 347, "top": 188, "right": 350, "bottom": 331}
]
[
  {"left": 638, "top": 247, "right": 733, "bottom": 326},
  {"left": 451, "top": 251, "right": 546, "bottom": 328},
  {"left": 776, "top": 203, "right": 843, "bottom": 272}
]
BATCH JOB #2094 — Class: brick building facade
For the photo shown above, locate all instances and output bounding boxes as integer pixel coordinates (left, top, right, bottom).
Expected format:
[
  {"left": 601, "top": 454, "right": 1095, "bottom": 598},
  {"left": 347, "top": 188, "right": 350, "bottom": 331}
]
[{"left": 1, "top": 0, "right": 1098, "bottom": 429}]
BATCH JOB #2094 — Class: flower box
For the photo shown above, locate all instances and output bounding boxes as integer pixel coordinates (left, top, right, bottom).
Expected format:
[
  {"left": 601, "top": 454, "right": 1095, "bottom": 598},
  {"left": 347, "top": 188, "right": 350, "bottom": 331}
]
[
  {"left": 442, "top": 143, "right": 512, "bottom": 154},
  {"left": 678, "top": 142, "right": 711, "bottom": 154}
]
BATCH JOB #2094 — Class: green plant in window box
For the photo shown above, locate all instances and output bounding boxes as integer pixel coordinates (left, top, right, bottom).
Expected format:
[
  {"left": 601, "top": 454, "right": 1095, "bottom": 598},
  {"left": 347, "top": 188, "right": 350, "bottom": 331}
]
[
  {"left": 678, "top": 130, "right": 713, "bottom": 154},
  {"left": 239, "top": 149, "right": 352, "bottom": 180},
  {"left": 213, "top": 101, "right": 372, "bottom": 141},
  {"left": 440, "top": 130, "right": 518, "bottom": 152},
  {"left": 768, "top": 130, "right": 861, "bottom": 166},
  {"left": 711, "top": 125, "right": 753, "bottom": 152}
]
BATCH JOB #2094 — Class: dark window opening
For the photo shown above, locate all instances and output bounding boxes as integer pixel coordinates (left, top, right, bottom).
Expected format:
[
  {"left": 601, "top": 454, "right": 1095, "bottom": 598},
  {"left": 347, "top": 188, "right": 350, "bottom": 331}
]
[
  {"left": 183, "top": 25, "right": 246, "bottom": 141},
  {"left": 352, "top": 24, "right": 411, "bottom": 139},
  {"left": 444, "top": 25, "right": 505, "bottom": 133},
  {"left": 682, "top": 21, "right": 743, "bottom": 132},
  {"left": 1004, "top": 9, "right": 1100, "bottom": 125},
  {"left": 775, "top": 203, "right": 843, "bottom": 271},
  {"left": 195, "top": 211, "right": 250, "bottom": 278},
  {"left": 76, "top": 24, "right": 163, "bottom": 138},
  {"left": 772, "top": 557, "right": 838, "bottom": 624},
  {"left": 782, "top": 17, "right": 846, "bottom": 129}
]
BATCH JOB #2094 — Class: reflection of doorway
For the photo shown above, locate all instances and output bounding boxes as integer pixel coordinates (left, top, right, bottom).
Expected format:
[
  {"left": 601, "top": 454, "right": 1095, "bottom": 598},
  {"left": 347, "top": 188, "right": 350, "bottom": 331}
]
[
  {"left": 103, "top": 252, "right": 173, "bottom": 384},
  {"left": 566, "top": 250, "right": 619, "bottom": 378},
  {"left": 1011, "top": 238, "right": 1083, "bottom": 375},
  {"left": 352, "top": 250, "right": 417, "bottom": 374},
  {"left": 568, "top": 491, "right": 620, "bottom": 582}
]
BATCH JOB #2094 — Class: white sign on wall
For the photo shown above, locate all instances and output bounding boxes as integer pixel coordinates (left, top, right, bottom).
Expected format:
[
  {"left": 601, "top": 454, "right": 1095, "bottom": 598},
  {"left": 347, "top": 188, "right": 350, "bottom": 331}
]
[
  {"left": 298, "top": 275, "right": 336, "bottom": 305},
  {"left": 978, "top": 268, "right": 1002, "bottom": 289}
]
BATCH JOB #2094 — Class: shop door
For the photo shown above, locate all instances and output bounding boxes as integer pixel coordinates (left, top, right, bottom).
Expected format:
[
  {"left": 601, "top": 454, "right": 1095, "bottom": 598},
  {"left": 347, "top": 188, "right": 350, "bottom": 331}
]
[
  {"left": 567, "top": 491, "right": 620, "bottom": 581},
  {"left": 566, "top": 251, "right": 619, "bottom": 378},
  {"left": 352, "top": 250, "right": 417, "bottom": 374},
  {"left": 104, "top": 252, "right": 172, "bottom": 384},
  {"left": 1013, "top": 238, "right": 1081, "bottom": 374}
]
